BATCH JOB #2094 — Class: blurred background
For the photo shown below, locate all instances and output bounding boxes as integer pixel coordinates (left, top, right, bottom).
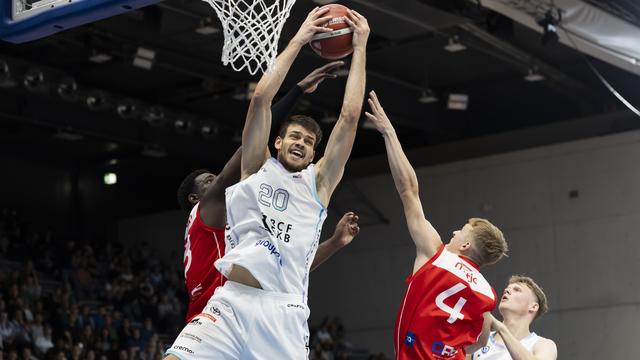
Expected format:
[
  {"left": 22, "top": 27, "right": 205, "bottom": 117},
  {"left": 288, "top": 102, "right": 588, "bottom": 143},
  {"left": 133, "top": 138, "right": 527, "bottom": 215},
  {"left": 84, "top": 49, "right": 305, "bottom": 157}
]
[{"left": 1, "top": 0, "right": 639, "bottom": 358}]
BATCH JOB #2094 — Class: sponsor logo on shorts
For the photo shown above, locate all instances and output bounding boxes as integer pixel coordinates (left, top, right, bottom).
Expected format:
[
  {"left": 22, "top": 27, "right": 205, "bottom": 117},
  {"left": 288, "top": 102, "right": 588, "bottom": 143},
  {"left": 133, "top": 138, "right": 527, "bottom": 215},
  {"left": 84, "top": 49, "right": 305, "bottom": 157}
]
[
  {"left": 255, "top": 239, "right": 283, "bottom": 265},
  {"left": 172, "top": 345, "right": 194, "bottom": 354},
  {"left": 287, "top": 304, "right": 304, "bottom": 310},
  {"left": 180, "top": 333, "right": 202, "bottom": 343},
  {"left": 198, "top": 313, "right": 217, "bottom": 323},
  {"left": 208, "top": 306, "right": 221, "bottom": 317},
  {"left": 226, "top": 227, "right": 237, "bottom": 249},
  {"left": 481, "top": 346, "right": 490, "bottom": 353}
]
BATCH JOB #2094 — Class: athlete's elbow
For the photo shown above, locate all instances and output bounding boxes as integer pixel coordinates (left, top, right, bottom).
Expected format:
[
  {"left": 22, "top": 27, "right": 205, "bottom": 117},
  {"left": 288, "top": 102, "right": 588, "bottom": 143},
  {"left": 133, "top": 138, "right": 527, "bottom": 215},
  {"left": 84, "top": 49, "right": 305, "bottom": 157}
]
[
  {"left": 398, "top": 185, "right": 419, "bottom": 201},
  {"left": 250, "top": 89, "right": 274, "bottom": 106}
]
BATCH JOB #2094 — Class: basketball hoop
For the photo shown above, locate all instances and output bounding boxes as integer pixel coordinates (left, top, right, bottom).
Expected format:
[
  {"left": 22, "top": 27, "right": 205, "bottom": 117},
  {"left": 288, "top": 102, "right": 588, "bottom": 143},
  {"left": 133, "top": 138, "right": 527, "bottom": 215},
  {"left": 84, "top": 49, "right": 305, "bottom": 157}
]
[{"left": 201, "top": 0, "right": 297, "bottom": 74}]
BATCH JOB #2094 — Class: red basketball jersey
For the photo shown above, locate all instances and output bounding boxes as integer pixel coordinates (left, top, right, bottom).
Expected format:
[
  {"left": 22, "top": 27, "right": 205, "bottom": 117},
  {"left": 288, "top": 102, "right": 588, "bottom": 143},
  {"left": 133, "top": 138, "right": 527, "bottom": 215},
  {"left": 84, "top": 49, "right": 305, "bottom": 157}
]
[
  {"left": 394, "top": 245, "right": 496, "bottom": 360},
  {"left": 183, "top": 202, "right": 226, "bottom": 321}
]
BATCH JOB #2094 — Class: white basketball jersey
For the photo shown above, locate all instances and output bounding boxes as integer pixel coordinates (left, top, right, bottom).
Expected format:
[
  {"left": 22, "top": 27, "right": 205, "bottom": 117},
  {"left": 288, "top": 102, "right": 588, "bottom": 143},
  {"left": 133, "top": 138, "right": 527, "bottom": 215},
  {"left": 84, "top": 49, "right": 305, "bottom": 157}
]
[
  {"left": 215, "top": 158, "right": 327, "bottom": 301},
  {"left": 472, "top": 331, "right": 541, "bottom": 360}
]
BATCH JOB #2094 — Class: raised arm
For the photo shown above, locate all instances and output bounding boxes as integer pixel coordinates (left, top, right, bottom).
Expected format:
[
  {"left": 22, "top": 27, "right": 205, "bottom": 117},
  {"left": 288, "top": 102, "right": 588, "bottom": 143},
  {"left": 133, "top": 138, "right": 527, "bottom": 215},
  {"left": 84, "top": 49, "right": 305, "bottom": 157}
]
[
  {"left": 311, "top": 212, "right": 360, "bottom": 271},
  {"left": 199, "top": 147, "right": 242, "bottom": 227},
  {"left": 242, "top": 7, "right": 332, "bottom": 179},
  {"left": 364, "top": 91, "right": 442, "bottom": 269},
  {"left": 315, "top": 10, "right": 369, "bottom": 206},
  {"left": 271, "top": 61, "right": 344, "bottom": 129}
]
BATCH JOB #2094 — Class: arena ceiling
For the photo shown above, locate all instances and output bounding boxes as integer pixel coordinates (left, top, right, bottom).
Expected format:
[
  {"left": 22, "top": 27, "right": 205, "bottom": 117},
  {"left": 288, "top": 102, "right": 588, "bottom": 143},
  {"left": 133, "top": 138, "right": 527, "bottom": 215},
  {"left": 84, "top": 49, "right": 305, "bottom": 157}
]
[{"left": 1, "top": 0, "right": 639, "bottom": 214}]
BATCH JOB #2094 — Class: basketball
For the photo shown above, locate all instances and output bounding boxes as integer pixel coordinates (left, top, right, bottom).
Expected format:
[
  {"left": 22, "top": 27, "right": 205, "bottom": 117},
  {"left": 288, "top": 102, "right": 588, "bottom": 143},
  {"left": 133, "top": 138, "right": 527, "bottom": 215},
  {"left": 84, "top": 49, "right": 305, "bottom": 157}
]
[{"left": 310, "top": 4, "right": 354, "bottom": 60}]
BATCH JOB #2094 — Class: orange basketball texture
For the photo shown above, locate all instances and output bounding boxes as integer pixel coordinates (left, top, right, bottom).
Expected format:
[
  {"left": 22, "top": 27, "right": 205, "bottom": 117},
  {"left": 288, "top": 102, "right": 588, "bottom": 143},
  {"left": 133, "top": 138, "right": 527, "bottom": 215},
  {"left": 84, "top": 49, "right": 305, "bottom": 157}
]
[{"left": 310, "top": 4, "right": 354, "bottom": 60}]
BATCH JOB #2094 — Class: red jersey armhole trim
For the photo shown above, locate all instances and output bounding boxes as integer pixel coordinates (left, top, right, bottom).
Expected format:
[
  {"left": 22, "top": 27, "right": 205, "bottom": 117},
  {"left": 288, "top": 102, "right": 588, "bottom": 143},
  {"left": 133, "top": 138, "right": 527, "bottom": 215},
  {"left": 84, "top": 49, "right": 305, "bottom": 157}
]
[
  {"left": 407, "top": 244, "right": 446, "bottom": 282},
  {"left": 195, "top": 204, "right": 225, "bottom": 232}
]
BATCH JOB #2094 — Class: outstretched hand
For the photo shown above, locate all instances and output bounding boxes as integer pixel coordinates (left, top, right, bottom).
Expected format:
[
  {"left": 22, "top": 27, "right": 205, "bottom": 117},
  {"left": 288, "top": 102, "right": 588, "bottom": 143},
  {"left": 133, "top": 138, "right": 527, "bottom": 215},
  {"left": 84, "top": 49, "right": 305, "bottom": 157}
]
[
  {"left": 364, "top": 90, "right": 394, "bottom": 135},
  {"left": 297, "top": 61, "right": 344, "bottom": 94},
  {"left": 344, "top": 9, "right": 370, "bottom": 50},
  {"left": 291, "top": 7, "right": 333, "bottom": 46},
  {"left": 332, "top": 212, "right": 360, "bottom": 247}
]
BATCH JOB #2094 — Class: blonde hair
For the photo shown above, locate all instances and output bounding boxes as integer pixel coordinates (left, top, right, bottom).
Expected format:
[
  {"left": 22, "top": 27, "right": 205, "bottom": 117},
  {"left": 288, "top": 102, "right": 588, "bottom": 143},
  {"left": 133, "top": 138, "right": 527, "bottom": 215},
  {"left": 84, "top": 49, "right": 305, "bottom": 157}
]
[
  {"left": 468, "top": 218, "right": 508, "bottom": 267},
  {"left": 509, "top": 275, "right": 549, "bottom": 320}
]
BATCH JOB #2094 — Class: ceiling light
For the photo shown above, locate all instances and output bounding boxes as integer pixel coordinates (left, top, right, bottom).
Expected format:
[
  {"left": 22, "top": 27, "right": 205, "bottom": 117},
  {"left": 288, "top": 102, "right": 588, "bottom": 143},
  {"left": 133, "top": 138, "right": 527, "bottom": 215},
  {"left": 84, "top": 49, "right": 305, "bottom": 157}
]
[
  {"left": 537, "top": 9, "right": 561, "bottom": 45},
  {"left": 116, "top": 100, "right": 140, "bottom": 120},
  {"left": 524, "top": 68, "right": 545, "bottom": 82},
  {"left": 201, "top": 123, "right": 219, "bottom": 140},
  {"left": 195, "top": 17, "right": 220, "bottom": 35},
  {"left": 447, "top": 93, "right": 469, "bottom": 111},
  {"left": 86, "top": 90, "right": 112, "bottom": 111},
  {"left": 142, "top": 145, "right": 168, "bottom": 158},
  {"left": 143, "top": 107, "right": 167, "bottom": 127},
  {"left": 444, "top": 36, "right": 466, "bottom": 52},
  {"left": 174, "top": 118, "right": 193, "bottom": 135},
  {"left": 0, "top": 60, "right": 17, "bottom": 88},
  {"left": 418, "top": 89, "right": 438, "bottom": 104},
  {"left": 54, "top": 128, "right": 84, "bottom": 141},
  {"left": 23, "top": 68, "right": 47, "bottom": 92},
  {"left": 103, "top": 173, "right": 117, "bottom": 185},
  {"left": 89, "top": 51, "right": 112, "bottom": 64},
  {"left": 57, "top": 77, "right": 78, "bottom": 102},
  {"left": 133, "top": 47, "right": 156, "bottom": 70}
]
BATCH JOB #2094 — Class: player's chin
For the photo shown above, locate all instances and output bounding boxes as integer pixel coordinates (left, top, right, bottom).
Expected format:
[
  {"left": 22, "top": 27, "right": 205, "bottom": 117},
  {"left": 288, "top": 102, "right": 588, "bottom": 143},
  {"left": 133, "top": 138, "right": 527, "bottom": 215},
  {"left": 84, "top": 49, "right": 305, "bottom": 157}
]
[{"left": 283, "top": 157, "right": 308, "bottom": 172}]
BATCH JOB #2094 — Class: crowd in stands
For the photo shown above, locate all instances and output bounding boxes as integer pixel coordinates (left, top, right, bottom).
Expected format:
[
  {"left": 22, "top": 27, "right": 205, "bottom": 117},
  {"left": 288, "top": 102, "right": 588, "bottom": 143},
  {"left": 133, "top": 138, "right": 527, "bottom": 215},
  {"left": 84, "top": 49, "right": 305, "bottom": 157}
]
[
  {"left": 0, "top": 208, "right": 386, "bottom": 359},
  {"left": 0, "top": 209, "right": 184, "bottom": 360}
]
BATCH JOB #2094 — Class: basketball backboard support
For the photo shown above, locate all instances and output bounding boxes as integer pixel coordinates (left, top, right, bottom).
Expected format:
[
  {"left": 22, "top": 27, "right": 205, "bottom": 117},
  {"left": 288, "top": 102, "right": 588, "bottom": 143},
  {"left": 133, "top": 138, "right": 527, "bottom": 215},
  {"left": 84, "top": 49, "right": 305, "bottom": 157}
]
[{"left": 1, "top": 0, "right": 159, "bottom": 43}]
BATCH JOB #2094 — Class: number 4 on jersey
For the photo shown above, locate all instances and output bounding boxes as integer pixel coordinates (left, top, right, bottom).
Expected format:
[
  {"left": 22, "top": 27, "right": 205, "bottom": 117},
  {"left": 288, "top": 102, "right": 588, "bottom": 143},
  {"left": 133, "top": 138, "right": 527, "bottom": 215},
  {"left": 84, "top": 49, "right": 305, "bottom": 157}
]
[{"left": 435, "top": 283, "right": 468, "bottom": 324}]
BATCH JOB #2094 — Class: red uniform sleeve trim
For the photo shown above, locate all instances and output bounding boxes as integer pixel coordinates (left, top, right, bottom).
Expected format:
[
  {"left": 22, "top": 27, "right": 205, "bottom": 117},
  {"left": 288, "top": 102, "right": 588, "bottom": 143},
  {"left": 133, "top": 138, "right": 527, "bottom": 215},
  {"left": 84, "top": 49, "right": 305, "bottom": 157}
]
[
  {"left": 194, "top": 203, "right": 225, "bottom": 232},
  {"left": 406, "top": 244, "right": 446, "bottom": 283}
]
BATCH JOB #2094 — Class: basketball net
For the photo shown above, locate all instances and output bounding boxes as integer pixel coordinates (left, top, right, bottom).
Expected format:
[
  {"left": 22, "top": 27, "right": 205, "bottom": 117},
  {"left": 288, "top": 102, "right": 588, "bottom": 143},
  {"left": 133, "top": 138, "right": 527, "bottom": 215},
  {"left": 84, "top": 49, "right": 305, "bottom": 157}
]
[{"left": 201, "top": 0, "right": 297, "bottom": 74}]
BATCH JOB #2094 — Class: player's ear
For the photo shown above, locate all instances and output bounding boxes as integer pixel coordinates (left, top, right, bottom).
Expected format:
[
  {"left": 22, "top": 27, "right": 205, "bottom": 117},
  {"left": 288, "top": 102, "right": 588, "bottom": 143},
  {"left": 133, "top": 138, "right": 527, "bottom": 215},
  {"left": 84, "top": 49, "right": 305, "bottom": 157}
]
[
  {"left": 528, "top": 302, "right": 539, "bottom": 315},
  {"left": 188, "top": 193, "right": 200, "bottom": 205},
  {"left": 460, "top": 241, "right": 472, "bottom": 252},
  {"left": 274, "top": 136, "right": 283, "bottom": 151}
]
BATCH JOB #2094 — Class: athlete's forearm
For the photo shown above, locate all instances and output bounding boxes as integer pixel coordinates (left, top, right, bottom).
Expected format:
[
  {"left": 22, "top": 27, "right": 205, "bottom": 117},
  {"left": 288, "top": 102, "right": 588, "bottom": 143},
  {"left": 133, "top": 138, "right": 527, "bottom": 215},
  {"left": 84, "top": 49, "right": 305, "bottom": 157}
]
[
  {"left": 382, "top": 128, "right": 419, "bottom": 199},
  {"left": 271, "top": 85, "right": 304, "bottom": 128},
  {"left": 216, "top": 147, "right": 242, "bottom": 189},
  {"left": 252, "top": 42, "right": 303, "bottom": 104},
  {"left": 310, "top": 236, "right": 343, "bottom": 271},
  {"left": 339, "top": 47, "right": 366, "bottom": 124}
]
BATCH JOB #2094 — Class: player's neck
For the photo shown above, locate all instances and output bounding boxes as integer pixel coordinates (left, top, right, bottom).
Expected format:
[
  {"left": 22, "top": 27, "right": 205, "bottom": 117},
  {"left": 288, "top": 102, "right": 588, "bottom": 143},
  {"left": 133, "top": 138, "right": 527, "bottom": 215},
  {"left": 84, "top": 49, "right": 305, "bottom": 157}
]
[{"left": 501, "top": 315, "right": 532, "bottom": 341}]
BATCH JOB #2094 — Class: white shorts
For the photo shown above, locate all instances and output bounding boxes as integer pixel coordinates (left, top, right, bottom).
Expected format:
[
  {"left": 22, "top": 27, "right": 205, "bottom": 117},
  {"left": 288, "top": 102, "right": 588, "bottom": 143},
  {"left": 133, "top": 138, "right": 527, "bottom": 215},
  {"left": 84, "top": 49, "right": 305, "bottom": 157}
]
[{"left": 165, "top": 281, "right": 310, "bottom": 360}]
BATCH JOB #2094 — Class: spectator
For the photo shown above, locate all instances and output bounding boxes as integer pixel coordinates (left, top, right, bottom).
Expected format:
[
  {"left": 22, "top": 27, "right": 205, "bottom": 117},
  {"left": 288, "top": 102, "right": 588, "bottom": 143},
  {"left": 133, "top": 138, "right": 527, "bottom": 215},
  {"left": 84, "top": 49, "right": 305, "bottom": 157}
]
[{"left": 34, "top": 325, "right": 54, "bottom": 355}]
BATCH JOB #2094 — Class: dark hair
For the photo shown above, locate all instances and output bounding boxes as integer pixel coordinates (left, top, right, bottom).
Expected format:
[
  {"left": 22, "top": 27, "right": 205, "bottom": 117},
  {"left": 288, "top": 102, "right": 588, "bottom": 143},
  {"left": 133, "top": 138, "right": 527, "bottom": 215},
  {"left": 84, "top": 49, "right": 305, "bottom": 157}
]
[
  {"left": 177, "top": 169, "right": 210, "bottom": 213},
  {"left": 278, "top": 115, "right": 323, "bottom": 148}
]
